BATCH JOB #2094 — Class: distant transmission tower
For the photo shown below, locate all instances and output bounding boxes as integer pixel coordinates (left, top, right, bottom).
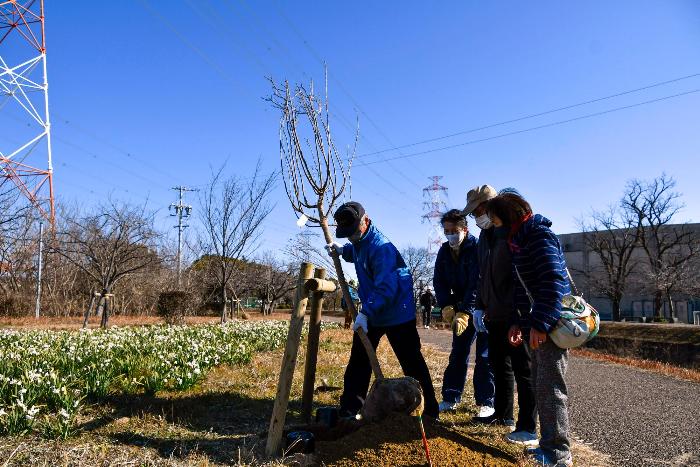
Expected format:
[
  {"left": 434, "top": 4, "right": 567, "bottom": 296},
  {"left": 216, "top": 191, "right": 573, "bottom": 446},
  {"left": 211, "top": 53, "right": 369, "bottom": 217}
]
[
  {"left": 422, "top": 176, "right": 448, "bottom": 255},
  {"left": 170, "top": 186, "right": 196, "bottom": 287},
  {"left": 0, "top": 0, "right": 55, "bottom": 224}
]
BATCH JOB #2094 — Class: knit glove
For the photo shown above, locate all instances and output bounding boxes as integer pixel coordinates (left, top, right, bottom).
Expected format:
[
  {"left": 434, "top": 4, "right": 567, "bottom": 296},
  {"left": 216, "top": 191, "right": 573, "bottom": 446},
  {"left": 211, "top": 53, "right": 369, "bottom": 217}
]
[
  {"left": 352, "top": 312, "right": 368, "bottom": 333},
  {"left": 441, "top": 305, "right": 455, "bottom": 325},
  {"left": 454, "top": 312, "right": 470, "bottom": 336},
  {"left": 325, "top": 242, "right": 343, "bottom": 257}
]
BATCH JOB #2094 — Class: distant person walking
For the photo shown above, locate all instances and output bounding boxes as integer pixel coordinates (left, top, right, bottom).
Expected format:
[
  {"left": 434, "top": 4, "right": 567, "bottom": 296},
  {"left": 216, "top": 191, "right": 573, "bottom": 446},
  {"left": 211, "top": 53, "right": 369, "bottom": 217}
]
[
  {"left": 341, "top": 279, "right": 360, "bottom": 329},
  {"left": 419, "top": 287, "right": 436, "bottom": 329},
  {"left": 464, "top": 185, "right": 538, "bottom": 445},
  {"left": 433, "top": 209, "right": 495, "bottom": 418},
  {"left": 486, "top": 193, "right": 573, "bottom": 467}
]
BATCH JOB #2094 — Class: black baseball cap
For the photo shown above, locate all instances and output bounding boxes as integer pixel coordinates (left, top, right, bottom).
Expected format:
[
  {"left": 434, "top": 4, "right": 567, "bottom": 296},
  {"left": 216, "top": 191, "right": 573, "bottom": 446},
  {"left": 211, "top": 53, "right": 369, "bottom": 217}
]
[{"left": 334, "top": 201, "right": 365, "bottom": 238}]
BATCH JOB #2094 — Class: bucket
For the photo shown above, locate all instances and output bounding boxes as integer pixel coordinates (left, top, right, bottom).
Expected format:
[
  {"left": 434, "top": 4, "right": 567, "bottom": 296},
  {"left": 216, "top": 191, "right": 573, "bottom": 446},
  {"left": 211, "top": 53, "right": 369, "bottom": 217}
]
[
  {"left": 315, "top": 406, "right": 339, "bottom": 427},
  {"left": 285, "top": 431, "right": 315, "bottom": 454}
]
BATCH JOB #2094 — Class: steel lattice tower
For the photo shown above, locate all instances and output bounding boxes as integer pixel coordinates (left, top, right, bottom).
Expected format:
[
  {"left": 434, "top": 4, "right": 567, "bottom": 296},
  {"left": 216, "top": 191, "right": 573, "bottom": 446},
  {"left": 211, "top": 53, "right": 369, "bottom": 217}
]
[
  {"left": 0, "top": 0, "right": 54, "bottom": 224},
  {"left": 422, "top": 176, "right": 448, "bottom": 255}
]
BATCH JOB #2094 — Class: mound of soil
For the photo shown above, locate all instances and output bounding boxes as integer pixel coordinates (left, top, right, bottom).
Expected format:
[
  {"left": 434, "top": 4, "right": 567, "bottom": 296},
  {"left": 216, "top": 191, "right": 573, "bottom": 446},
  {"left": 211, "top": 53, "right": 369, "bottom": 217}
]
[{"left": 314, "top": 413, "right": 518, "bottom": 466}]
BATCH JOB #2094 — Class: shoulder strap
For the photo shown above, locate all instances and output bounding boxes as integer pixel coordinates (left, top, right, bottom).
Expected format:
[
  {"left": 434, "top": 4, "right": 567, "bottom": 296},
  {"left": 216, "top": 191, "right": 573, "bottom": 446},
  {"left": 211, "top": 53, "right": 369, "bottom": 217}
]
[
  {"left": 565, "top": 267, "right": 581, "bottom": 297},
  {"left": 513, "top": 265, "right": 534, "bottom": 306}
]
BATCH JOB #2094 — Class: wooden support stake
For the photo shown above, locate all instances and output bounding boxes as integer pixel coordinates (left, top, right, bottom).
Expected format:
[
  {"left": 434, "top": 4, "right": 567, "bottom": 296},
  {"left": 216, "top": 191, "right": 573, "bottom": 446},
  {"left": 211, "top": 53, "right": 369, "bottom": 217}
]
[
  {"left": 301, "top": 268, "right": 327, "bottom": 422},
  {"left": 304, "top": 277, "right": 337, "bottom": 293},
  {"left": 265, "top": 262, "right": 315, "bottom": 458}
]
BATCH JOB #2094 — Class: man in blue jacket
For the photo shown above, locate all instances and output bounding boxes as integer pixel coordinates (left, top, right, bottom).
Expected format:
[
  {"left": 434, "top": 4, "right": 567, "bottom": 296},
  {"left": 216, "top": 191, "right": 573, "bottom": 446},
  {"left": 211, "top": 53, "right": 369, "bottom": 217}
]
[
  {"left": 326, "top": 201, "right": 439, "bottom": 419},
  {"left": 434, "top": 209, "right": 495, "bottom": 418}
]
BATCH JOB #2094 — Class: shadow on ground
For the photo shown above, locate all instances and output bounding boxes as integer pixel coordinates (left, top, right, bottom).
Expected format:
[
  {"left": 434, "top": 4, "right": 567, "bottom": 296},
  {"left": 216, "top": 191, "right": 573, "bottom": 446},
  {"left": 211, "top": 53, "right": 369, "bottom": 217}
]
[{"left": 103, "top": 390, "right": 279, "bottom": 436}]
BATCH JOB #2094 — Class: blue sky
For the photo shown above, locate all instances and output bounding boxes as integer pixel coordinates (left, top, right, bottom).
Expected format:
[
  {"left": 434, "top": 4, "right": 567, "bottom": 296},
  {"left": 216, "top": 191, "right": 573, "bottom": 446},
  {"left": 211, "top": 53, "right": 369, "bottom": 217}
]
[{"left": 3, "top": 0, "right": 700, "bottom": 263}]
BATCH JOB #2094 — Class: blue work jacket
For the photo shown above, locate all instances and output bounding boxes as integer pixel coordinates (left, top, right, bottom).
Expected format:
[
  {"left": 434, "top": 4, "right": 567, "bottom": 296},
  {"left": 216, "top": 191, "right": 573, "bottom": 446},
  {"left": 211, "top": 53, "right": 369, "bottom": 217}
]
[{"left": 341, "top": 224, "right": 416, "bottom": 327}]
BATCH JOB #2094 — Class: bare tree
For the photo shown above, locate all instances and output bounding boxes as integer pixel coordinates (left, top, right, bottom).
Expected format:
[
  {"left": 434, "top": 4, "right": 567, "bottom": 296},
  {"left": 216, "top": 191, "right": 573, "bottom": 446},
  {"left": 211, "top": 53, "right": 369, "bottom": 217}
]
[
  {"left": 270, "top": 71, "right": 391, "bottom": 383},
  {"left": 579, "top": 205, "right": 640, "bottom": 321},
  {"left": 622, "top": 174, "right": 700, "bottom": 321},
  {"left": 0, "top": 188, "right": 42, "bottom": 316},
  {"left": 199, "top": 162, "right": 275, "bottom": 324},
  {"left": 284, "top": 231, "right": 337, "bottom": 278},
  {"left": 255, "top": 252, "right": 297, "bottom": 315},
  {"left": 52, "top": 200, "right": 161, "bottom": 328},
  {"left": 401, "top": 245, "right": 433, "bottom": 301}
]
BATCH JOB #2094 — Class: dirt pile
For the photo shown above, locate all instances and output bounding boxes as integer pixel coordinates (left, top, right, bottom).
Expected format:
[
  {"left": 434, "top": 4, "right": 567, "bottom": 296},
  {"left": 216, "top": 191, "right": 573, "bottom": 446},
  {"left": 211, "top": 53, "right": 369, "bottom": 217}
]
[{"left": 314, "top": 413, "right": 519, "bottom": 466}]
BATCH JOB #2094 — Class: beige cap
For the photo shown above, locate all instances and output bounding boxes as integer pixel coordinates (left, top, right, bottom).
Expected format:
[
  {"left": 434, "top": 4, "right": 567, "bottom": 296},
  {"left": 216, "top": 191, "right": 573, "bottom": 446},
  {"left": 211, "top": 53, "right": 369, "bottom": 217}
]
[{"left": 461, "top": 185, "right": 497, "bottom": 216}]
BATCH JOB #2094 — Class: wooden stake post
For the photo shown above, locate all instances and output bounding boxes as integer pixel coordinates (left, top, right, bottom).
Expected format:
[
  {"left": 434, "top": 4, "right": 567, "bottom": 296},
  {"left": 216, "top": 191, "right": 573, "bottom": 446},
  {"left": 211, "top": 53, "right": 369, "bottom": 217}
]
[
  {"left": 301, "top": 268, "right": 333, "bottom": 422},
  {"left": 265, "top": 262, "right": 315, "bottom": 457}
]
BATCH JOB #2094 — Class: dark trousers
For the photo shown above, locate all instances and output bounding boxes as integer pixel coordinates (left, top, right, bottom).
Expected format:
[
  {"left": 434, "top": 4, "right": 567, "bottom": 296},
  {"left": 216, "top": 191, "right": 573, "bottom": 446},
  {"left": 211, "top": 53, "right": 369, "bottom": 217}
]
[
  {"left": 441, "top": 319, "right": 495, "bottom": 406},
  {"left": 340, "top": 319, "right": 440, "bottom": 418},
  {"left": 421, "top": 305, "right": 432, "bottom": 326},
  {"left": 486, "top": 321, "right": 537, "bottom": 432}
]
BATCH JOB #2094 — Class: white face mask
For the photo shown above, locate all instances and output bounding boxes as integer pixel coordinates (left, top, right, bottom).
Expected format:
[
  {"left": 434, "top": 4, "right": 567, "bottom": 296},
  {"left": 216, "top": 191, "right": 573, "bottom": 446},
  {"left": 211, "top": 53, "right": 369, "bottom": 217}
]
[
  {"left": 445, "top": 230, "right": 466, "bottom": 248},
  {"left": 476, "top": 214, "right": 493, "bottom": 230},
  {"left": 348, "top": 216, "right": 368, "bottom": 243}
]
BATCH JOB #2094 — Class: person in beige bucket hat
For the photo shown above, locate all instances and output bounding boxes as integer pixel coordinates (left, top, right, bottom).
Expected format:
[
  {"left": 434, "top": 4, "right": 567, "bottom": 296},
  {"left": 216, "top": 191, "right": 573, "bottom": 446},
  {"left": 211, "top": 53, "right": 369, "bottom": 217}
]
[
  {"left": 462, "top": 185, "right": 498, "bottom": 218},
  {"left": 465, "top": 184, "right": 539, "bottom": 447}
]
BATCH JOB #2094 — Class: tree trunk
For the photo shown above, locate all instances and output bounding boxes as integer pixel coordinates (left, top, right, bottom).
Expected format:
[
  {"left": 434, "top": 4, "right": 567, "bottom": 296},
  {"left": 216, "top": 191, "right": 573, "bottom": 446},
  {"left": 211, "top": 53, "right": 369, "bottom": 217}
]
[
  {"left": 653, "top": 290, "right": 663, "bottom": 319},
  {"left": 221, "top": 286, "right": 228, "bottom": 324},
  {"left": 83, "top": 293, "right": 97, "bottom": 329},
  {"left": 100, "top": 293, "right": 110, "bottom": 329},
  {"left": 612, "top": 299, "right": 621, "bottom": 322},
  {"left": 666, "top": 291, "right": 676, "bottom": 322}
]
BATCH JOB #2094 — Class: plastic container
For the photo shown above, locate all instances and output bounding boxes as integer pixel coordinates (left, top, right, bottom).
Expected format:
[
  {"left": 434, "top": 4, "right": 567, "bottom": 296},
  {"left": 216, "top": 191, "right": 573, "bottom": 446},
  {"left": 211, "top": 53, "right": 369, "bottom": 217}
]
[
  {"left": 285, "top": 430, "right": 315, "bottom": 454},
  {"left": 315, "top": 406, "right": 339, "bottom": 428}
]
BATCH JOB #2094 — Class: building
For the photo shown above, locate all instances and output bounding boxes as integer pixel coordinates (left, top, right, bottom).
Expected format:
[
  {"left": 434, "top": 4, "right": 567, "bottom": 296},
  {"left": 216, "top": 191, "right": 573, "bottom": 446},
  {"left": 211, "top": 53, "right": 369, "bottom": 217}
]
[{"left": 559, "top": 223, "right": 700, "bottom": 324}]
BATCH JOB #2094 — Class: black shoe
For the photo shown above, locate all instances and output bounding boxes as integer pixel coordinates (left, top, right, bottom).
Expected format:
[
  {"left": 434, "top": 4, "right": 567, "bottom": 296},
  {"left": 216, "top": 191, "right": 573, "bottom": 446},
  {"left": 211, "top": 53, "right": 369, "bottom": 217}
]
[
  {"left": 338, "top": 408, "right": 359, "bottom": 419},
  {"left": 472, "top": 413, "right": 499, "bottom": 424}
]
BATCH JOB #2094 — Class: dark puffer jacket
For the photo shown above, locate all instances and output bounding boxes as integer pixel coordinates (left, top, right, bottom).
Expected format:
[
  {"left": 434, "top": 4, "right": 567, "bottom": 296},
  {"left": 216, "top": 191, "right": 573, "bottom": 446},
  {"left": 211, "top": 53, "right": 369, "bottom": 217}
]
[
  {"left": 475, "top": 226, "right": 516, "bottom": 323},
  {"left": 432, "top": 234, "right": 479, "bottom": 313}
]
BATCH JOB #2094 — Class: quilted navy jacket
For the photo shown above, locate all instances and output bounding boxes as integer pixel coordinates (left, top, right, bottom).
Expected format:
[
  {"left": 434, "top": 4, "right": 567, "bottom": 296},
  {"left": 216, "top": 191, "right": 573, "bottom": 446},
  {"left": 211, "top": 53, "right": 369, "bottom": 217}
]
[{"left": 510, "top": 214, "right": 571, "bottom": 333}]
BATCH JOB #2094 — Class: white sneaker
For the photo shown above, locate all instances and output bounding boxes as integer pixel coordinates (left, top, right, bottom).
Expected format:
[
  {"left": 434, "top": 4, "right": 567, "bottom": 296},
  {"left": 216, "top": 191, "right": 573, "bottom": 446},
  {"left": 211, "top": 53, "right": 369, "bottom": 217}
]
[
  {"left": 438, "top": 400, "right": 458, "bottom": 412},
  {"left": 476, "top": 406, "right": 495, "bottom": 419},
  {"left": 425, "top": 325, "right": 430, "bottom": 329},
  {"left": 506, "top": 430, "right": 539, "bottom": 447}
]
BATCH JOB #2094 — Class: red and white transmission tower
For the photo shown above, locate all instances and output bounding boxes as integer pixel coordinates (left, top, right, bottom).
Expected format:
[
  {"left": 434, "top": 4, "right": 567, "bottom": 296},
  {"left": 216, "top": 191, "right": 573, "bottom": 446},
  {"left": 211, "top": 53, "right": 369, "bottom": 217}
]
[
  {"left": 0, "top": 0, "right": 54, "bottom": 224},
  {"left": 421, "top": 176, "right": 448, "bottom": 255}
]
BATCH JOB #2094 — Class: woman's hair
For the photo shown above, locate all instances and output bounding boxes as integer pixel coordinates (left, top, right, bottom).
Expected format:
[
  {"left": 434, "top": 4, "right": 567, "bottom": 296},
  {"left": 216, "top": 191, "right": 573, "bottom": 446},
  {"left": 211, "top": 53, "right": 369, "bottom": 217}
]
[
  {"left": 440, "top": 209, "right": 468, "bottom": 229},
  {"left": 486, "top": 194, "right": 532, "bottom": 228}
]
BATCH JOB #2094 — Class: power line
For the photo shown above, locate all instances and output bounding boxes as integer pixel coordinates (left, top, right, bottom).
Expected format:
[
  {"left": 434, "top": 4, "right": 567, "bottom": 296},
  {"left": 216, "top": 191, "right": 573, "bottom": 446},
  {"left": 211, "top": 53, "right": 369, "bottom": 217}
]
[
  {"left": 137, "top": 0, "right": 239, "bottom": 87},
  {"left": 354, "top": 87, "right": 700, "bottom": 167},
  {"left": 273, "top": 4, "right": 425, "bottom": 189},
  {"left": 357, "top": 72, "right": 700, "bottom": 159},
  {"left": 52, "top": 135, "right": 171, "bottom": 189},
  {"left": 53, "top": 114, "right": 182, "bottom": 184},
  {"left": 188, "top": 0, "right": 422, "bottom": 207}
]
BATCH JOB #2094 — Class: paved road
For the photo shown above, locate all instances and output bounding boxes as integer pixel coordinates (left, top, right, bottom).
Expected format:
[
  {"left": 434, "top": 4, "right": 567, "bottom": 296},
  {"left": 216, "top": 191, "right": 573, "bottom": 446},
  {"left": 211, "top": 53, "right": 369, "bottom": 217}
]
[{"left": 416, "top": 327, "right": 700, "bottom": 467}]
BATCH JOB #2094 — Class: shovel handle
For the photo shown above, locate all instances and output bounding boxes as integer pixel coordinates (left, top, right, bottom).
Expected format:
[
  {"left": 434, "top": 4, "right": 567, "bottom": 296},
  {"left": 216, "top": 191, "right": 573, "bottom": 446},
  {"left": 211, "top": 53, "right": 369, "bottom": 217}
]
[{"left": 329, "top": 248, "right": 384, "bottom": 380}]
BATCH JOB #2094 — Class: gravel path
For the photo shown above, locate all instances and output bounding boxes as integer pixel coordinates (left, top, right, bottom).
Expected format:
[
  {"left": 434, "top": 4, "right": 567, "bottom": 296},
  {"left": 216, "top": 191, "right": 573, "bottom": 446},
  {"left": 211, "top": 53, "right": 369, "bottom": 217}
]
[{"left": 417, "top": 327, "right": 700, "bottom": 467}]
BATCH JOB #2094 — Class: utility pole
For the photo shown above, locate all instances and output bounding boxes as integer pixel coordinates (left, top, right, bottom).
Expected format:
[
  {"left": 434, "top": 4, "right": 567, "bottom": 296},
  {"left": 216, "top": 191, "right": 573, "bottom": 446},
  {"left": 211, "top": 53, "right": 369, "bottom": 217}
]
[
  {"left": 169, "top": 186, "right": 196, "bottom": 288},
  {"left": 34, "top": 221, "right": 44, "bottom": 319}
]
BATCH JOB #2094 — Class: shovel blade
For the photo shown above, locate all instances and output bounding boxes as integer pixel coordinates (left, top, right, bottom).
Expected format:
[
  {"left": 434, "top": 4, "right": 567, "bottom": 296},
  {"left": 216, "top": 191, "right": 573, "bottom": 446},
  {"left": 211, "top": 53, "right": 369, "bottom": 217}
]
[{"left": 360, "top": 376, "right": 424, "bottom": 422}]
